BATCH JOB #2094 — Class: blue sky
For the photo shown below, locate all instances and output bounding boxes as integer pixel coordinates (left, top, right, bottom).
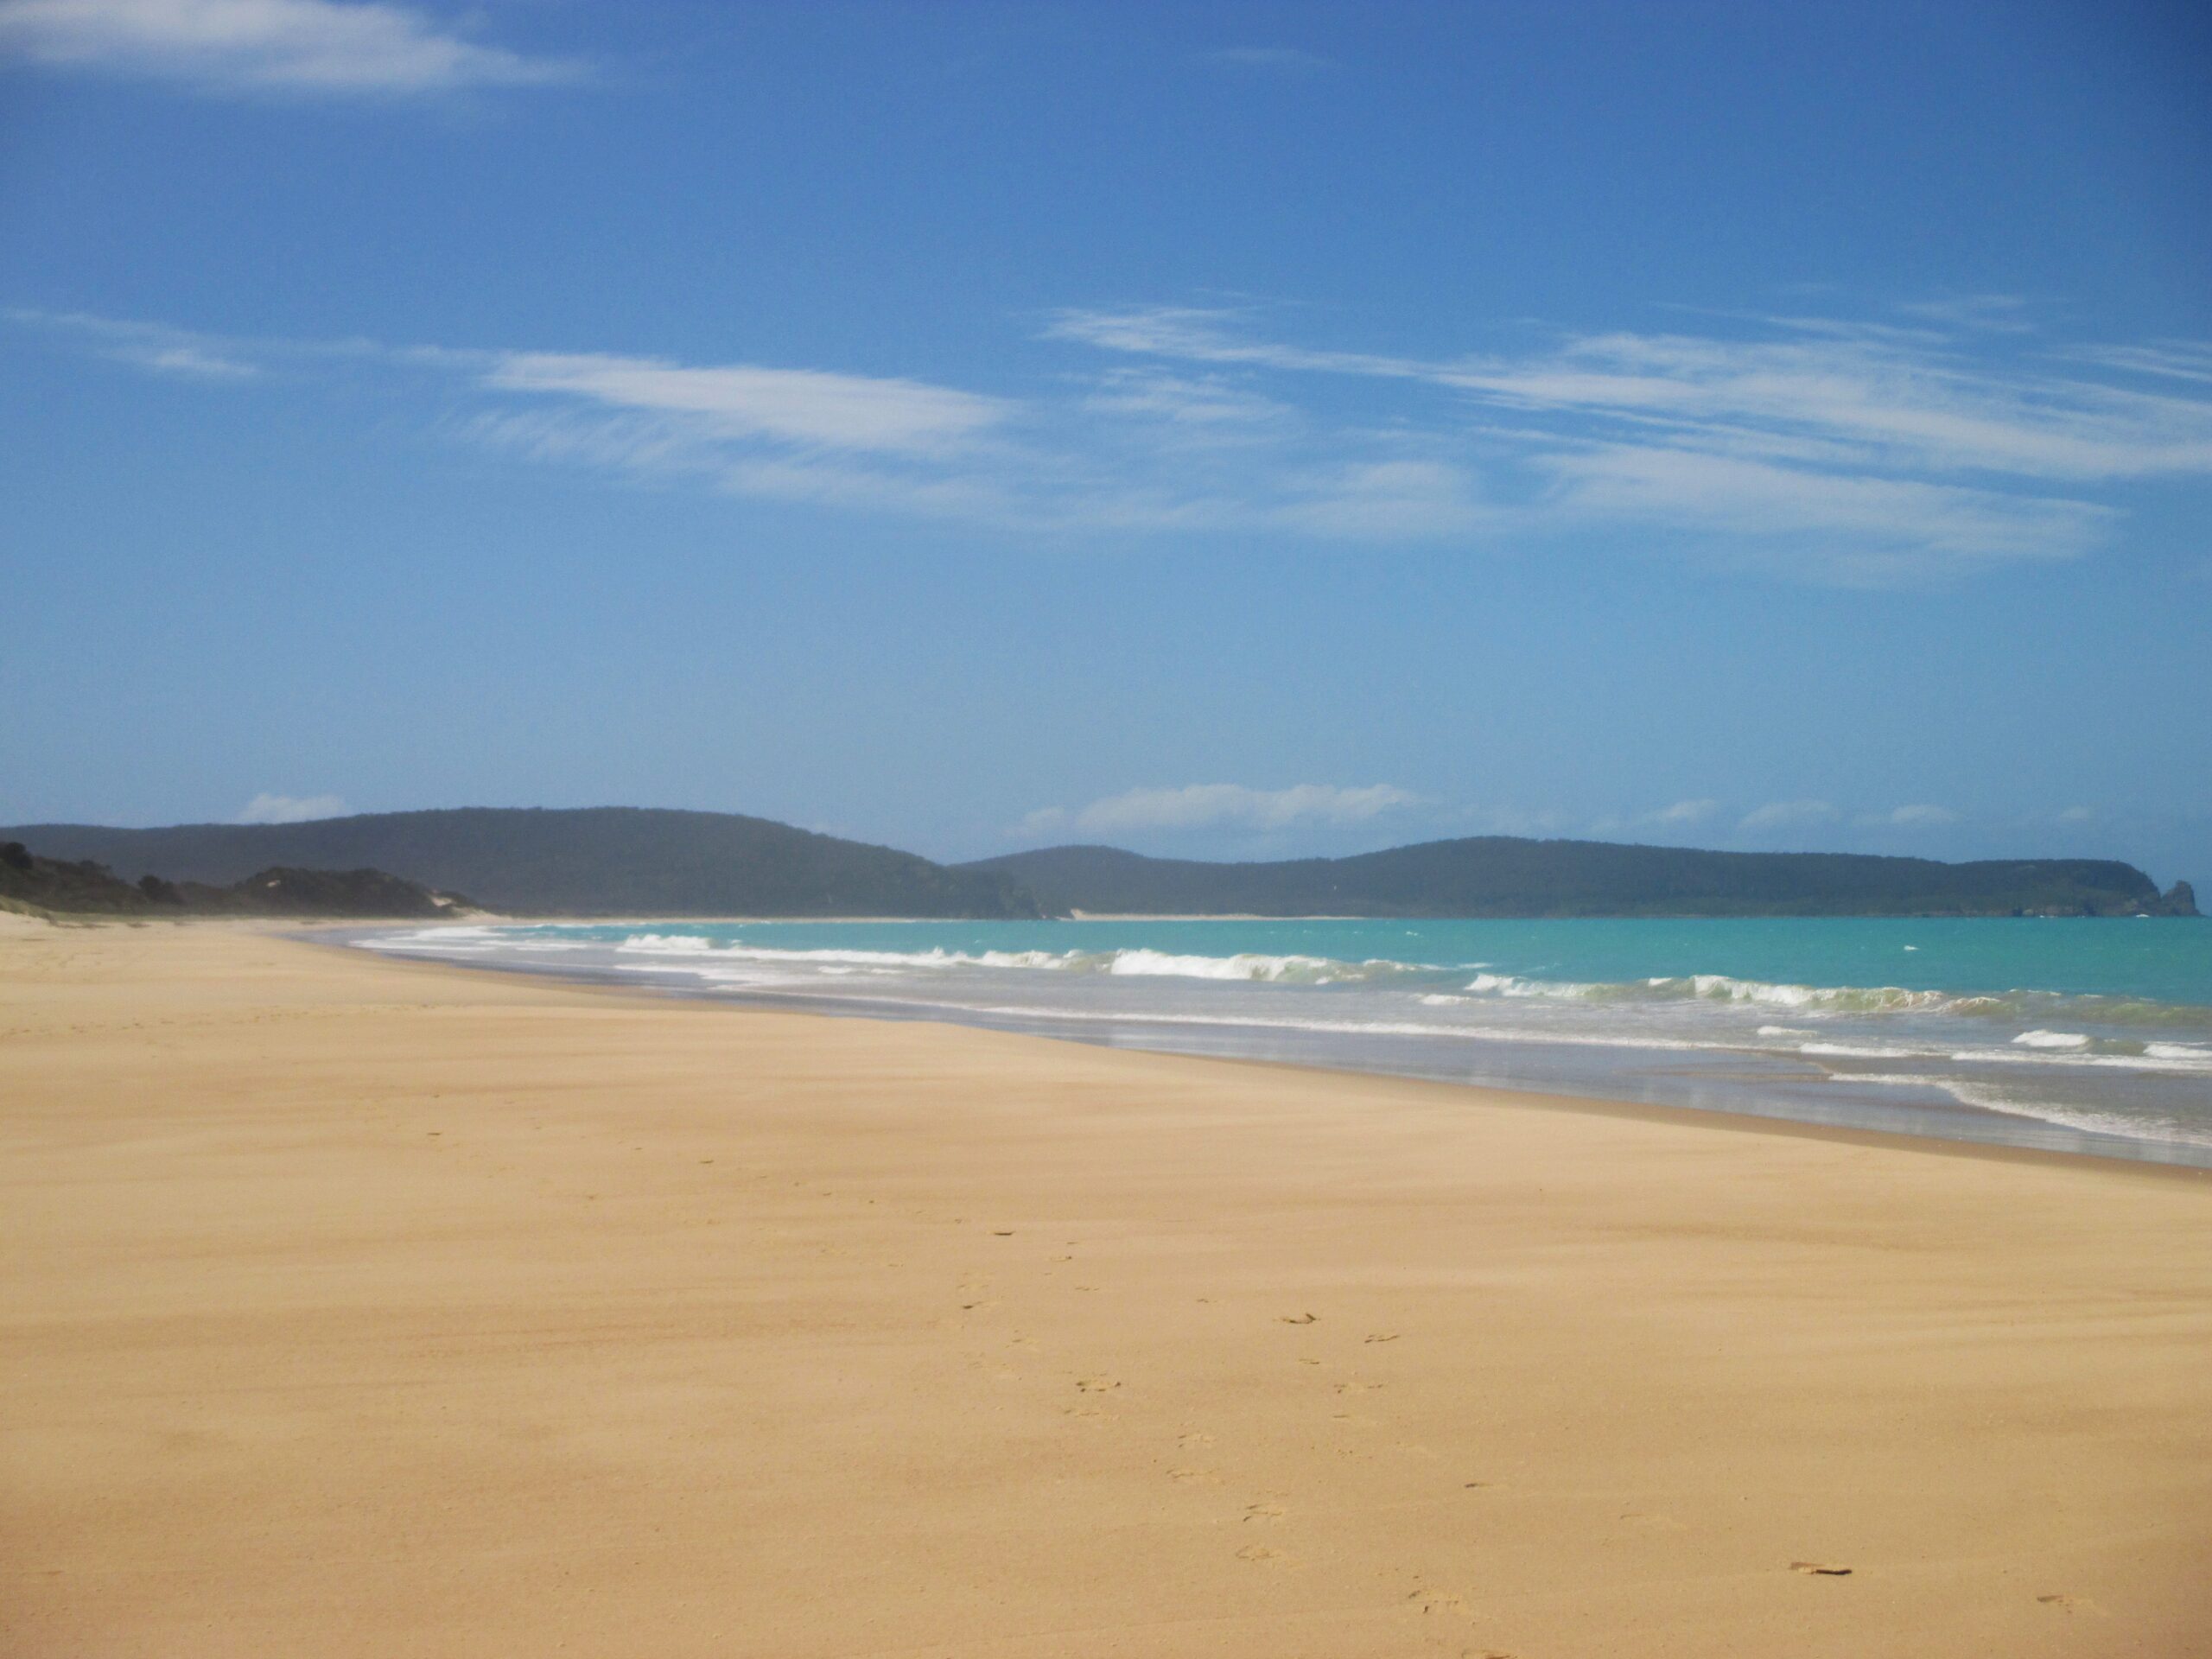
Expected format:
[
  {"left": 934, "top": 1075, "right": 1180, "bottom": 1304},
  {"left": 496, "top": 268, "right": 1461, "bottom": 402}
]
[{"left": 2, "top": 0, "right": 2208, "bottom": 883}]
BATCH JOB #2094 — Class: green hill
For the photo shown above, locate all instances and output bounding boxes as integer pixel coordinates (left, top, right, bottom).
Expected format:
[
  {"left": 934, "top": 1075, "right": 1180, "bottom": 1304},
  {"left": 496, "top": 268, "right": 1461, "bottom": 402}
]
[
  {"left": 0, "top": 808, "right": 1040, "bottom": 918},
  {"left": 963, "top": 838, "right": 2198, "bottom": 918},
  {"left": 0, "top": 841, "right": 472, "bottom": 919},
  {"left": 6, "top": 811, "right": 2190, "bottom": 921}
]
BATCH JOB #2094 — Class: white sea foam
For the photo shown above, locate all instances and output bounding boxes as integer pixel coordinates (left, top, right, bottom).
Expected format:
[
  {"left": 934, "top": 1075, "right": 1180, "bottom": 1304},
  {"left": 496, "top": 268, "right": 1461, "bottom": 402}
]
[
  {"left": 1464, "top": 971, "right": 1594, "bottom": 997},
  {"left": 583, "top": 937, "right": 2202, "bottom": 1048},
  {"left": 2146, "top": 1043, "right": 2212, "bottom": 1061},
  {"left": 616, "top": 933, "right": 721, "bottom": 955},
  {"left": 1453, "top": 969, "right": 1964, "bottom": 1014},
  {"left": 604, "top": 936, "right": 1440, "bottom": 985},
  {"left": 353, "top": 924, "right": 498, "bottom": 951},
  {"left": 1105, "top": 949, "right": 1332, "bottom": 982},
  {"left": 614, "top": 935, "right": 1080, "bottom": 970},
  {"left": 1951, "top": 1046, "right": 2212, "bottom": 1076}
]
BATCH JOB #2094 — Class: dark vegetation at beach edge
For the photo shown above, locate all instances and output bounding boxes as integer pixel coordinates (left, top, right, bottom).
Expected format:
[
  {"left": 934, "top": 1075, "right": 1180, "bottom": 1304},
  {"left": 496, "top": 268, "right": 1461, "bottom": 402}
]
[
  {"left": 0, "top": 808, "right": 2194, "bottom": 921},
  {"left": 0, "top": 842, "right": 473, "bottom": 920}
]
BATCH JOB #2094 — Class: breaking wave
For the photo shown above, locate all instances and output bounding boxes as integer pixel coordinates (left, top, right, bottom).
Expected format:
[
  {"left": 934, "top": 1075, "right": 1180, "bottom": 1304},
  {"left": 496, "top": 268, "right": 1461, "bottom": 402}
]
[{"left": 608, "top": 934, "right": 1429, "bottom": 984}]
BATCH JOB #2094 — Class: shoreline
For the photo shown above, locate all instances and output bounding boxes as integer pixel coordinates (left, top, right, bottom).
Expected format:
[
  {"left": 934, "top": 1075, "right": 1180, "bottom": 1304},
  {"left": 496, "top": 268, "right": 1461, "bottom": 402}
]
[
  {"left": 8, "top": 918, "right": 2211, "bottom": 1655},
  {"left": 333, "top": 918, "right": 2212, "bottom": 1175},
  {"left": 365, "top": 935, "right": 2212, "bottom": 1186}
]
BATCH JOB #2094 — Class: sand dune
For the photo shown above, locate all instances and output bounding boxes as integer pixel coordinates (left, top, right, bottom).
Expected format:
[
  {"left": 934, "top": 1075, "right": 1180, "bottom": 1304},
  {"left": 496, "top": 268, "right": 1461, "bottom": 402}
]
[{"left": 3, "top": 919, "right": 2209, "bottom": 1656}]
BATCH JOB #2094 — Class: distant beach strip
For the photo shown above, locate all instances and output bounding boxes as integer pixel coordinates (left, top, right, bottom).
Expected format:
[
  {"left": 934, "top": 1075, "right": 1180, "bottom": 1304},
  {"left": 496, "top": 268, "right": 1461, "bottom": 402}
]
[{"left": 353, "top": 917, "right": 2212, "bottom": 1168}]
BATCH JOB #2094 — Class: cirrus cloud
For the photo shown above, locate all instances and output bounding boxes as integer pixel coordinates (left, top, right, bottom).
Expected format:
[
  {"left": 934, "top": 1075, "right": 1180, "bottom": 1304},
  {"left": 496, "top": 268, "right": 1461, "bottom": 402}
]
[
  {"left": 15, "top": 295, "right": 2212, "bottom": 586},
  {"left": 481, "top": 353, "right": 1007, "bottom": 457}
]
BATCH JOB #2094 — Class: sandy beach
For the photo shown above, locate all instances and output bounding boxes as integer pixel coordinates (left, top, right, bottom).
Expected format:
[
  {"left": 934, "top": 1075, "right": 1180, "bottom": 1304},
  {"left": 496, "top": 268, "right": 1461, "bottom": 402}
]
[{"left": 3, "top": 917, "right": 2209, "bottom": 1657}]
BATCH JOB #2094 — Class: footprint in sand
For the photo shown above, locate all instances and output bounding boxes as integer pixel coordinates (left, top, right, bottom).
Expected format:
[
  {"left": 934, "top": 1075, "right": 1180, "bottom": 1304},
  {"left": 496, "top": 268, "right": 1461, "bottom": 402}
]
[
  {"left": 1364, "top": 1332, "right": 1401, "bottom": 1344},
  {"left": 1243, "top": 1501, "right": 1286, "bottom": 1522},
  {"left": 1177, "top": 1431, "right": 1215, "bottom": 1449},
  {"left": 2037, "top": 1594, "right": 2107, "bottom": 1616},
  {"left": 1166, "top": 1467, "right": 1220, "bottom": 1484},
  {"left": 1407, "top": 1587, "right": 1470, "bottom": 1618},
  {"left": 1075, "top": 1376, "right": 1120, "bottom": 1393},
  {"left": 1236, "top": 1543, "right": 1283, "bottom": 1564},
  {"left": 1279, "top": 1313, "right": 1319, "bottom": 1325},
  {"left": 1333, "top": 1380, "right": 1384, "bottom": 1395}
]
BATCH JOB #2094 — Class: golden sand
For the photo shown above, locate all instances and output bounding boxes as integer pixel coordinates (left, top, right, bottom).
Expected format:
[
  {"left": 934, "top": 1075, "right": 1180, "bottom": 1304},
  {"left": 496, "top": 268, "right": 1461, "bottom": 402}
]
[{"left": 4, "top": 918, "right": 2209, "bottom": 1656}]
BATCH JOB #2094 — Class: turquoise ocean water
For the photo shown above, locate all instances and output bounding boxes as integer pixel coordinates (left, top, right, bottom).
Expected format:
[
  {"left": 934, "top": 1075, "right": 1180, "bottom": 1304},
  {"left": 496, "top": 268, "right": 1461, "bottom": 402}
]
[{"left": 355, "top": 917, "right": 2212, "bottom": 1167}]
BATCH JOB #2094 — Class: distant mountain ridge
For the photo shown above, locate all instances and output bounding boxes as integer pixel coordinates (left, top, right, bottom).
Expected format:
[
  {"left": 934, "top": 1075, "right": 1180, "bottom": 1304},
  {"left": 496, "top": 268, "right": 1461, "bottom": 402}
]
[
  {"left": 963, "top": 838, "right": 2199, "bottom": 919},
  {"left": 0, "top": 808, "right": 1041, "bottom": 919},
  {"left": 2, "top": 810, "right": 2193, "bottom": 920}
]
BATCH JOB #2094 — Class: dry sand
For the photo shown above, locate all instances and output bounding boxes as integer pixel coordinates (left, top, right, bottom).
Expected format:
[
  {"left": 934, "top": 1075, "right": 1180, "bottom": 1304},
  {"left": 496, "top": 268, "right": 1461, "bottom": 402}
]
[{"left": 3, "top": 917, "right": 2209, "bottom": 1657}]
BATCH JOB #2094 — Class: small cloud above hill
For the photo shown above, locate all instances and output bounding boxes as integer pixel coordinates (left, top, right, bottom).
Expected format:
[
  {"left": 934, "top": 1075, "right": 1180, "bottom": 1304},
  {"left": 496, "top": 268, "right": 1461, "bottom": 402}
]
[
  {"left": 1739, "top": 798, "right": 1840, "bottom": 832},
  {"left": 239, "top": 792, "right": 348, "bottom": 824}
]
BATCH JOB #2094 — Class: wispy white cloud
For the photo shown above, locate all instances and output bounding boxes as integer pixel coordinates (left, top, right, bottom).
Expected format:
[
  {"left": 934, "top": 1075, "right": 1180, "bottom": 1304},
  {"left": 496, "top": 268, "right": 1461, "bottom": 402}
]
[
  {"left": 1739, "top": 798, "right": 1840, "bottom": 832},
  {"left": 1863, "top": 804, "right": 1960, "bottom": 829},
  {"left": 1084, "top": 368, "right": 1291, "bottom": 432},
  {"left": 1891, "top": 294, "right": 2040, "bottom": 334},
  {"left": 239, "top": 791, "right": 346, "bottom": 823},
  {"left": 1273, "top": 457, "right": 1490, "bottom": 539},
  {"left": 1538, "top": 444, "right": 2106, "bottom": 580},
  {"left": 9, "top": 308, "right": 263, "bottom": 378},
  {"left": 0, "top": 0, "right": 582, "bottom": 95},
  {"left": 121, "top": 340, "right": 260, "bottom": 378},
  {"left": 15, "top": 297, "right": 2212, "bottom": 585},
  {"left": 1050, "top": 302, "right": 2212, "bottom": 579},
  {"left": 1060, "top": 304, "right": 2212, "bottom": 480},
  {"left": 2062, "top": 341, "right": 2212, "bottom": 389},
  {"left": 1020, "top": 783, "right": 1415, "bottom": 839},
  {"left": 481, "top": 353, "right": 1006, "bottom": 456}
]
